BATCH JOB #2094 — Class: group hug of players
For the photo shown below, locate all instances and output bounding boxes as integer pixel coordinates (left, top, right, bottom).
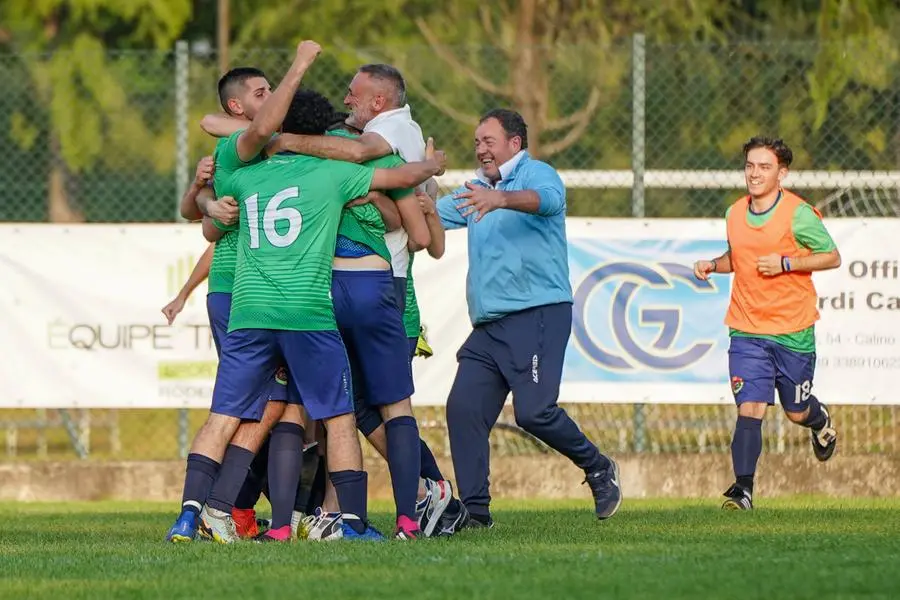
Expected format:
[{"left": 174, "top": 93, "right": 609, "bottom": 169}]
[
  {"left": 161, "top": 39, "right": 842, "bottom": 544},
  {"left": 163, "top": 41, "right": 463, "bottom": 542}
]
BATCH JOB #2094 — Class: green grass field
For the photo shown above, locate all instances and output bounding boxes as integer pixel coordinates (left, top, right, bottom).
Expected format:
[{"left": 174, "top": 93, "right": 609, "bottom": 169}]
[{"left": 2, "top": 498, "right": 899, "bottom": 599}]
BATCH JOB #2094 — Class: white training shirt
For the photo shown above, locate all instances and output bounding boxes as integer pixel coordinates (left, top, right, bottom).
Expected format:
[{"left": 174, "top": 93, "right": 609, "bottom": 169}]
[{"left": 363, "top": 104, "right": 427, "bottom": 277}]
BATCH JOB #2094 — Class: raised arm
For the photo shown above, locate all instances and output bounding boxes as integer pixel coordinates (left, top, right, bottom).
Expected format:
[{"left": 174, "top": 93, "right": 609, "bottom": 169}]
[
  {"left": 270, "top": 131, "right": 392, "bottom": 163},
  {"left": 233, "top": 41, "right": 321, "bottom": 162}
]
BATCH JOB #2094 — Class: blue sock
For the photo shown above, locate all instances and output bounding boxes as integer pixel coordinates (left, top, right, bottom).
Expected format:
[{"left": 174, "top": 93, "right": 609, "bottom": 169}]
[
  {"left": 419, "top": 437, "right": 443, "bottom": 481},
  {"left": 330, "top": 469, "right": 368, "bottom": 532},
  {"left": 385, "top": 416, "right": 422, "bottom": 521},
  {"left": 181, "top": 453, "right": 220, "bottom": 516},
  {"left": 731, "top": 415, "right": 763, "bottom": 493},
  {"left": 800, "top": 395, "right": 827, "bottom": 431},
  {"left": 267, "top": 422, "right": 305, "bottom": 529},
  {"left": 206, "top": 444, "right": 255, "bottom": 514}
]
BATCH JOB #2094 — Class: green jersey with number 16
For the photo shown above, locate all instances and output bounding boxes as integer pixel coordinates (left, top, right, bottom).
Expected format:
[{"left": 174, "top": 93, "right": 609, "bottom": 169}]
[{"left": 216, "top": 153, "right": 375, "bottom": 332}]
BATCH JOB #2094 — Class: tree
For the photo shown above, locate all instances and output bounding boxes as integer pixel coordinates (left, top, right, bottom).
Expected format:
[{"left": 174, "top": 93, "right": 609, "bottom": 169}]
[
  {"left": 0, "top": 0, "right": 192, "bottom": 221},
  {"left": 230, "top": 1, "right": 730, "bottom": 160}
]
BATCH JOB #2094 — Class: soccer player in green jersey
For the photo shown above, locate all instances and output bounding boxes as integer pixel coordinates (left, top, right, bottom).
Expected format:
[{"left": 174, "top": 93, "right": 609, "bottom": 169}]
[
  {"left": 265, "top": 72, "right": 466, "bottom": 537},
  {"left": 168, "top": 40, "right": 326, "bottom": 544},
  {"left": 195, "top": 92, "right": 446, "bottom": 541},
  {"left": 167, "top": 69, "right": 273, "bottom": 543},
  {"left": 274, "top": 97, "right": 435, "bottom": 539}
]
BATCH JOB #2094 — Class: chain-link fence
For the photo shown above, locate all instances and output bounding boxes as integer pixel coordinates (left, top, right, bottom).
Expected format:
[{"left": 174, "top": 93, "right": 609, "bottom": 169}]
[
  {"left": 2, "top": 38, "right": 900, "bottom": 223},
  {"left": 1, "top": 404, "right": 898, "bottom": 461},
  {"left": 2, "top": 38, "right": 899, "bottom": 461}
]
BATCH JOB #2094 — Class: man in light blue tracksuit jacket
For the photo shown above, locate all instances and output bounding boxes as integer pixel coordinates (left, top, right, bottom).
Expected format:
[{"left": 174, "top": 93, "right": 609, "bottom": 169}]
[{"left": 435, "top": 108, "right": 621, "bottom": 529}]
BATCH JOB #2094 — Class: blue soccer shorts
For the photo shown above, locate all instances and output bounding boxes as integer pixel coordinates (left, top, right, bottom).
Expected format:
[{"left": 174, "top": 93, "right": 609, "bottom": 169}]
[
  {"left": 210, "top": 327, "right": 351, "bottom": 421},
  {"left": 727, "top": 335, "right": 816, "bottom": 413},
  {"left": 331, "top": 270, "right": 414, "bottom": 406},
  {"left": 207, "top": 292, "right": 287, "bottom": 405}
]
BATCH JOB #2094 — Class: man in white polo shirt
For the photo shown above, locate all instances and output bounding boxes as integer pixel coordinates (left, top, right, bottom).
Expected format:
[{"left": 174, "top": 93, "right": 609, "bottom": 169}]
[
  {"left": 276, "top": 64, "right": 429, "bottom": 295},
  {"left": 272, "top": 64, "right": 462, "bottom": 537}
]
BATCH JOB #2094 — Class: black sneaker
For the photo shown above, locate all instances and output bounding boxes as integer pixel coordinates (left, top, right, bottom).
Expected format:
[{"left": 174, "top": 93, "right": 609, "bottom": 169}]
[
  {"left": 811, "top": 403, "right": 837, "bottom": 462},
  {"left": 721, "top": 483, "right": 753, "bottom": 510},
  {"left": 464, "top": 509, "right": 493, "bottom": 530},
  {"left": 584, "top": 458, "right": 622, "bottom": 520},
  {"left": 434, "top": 499, "right": 470, "bottom": 537}
]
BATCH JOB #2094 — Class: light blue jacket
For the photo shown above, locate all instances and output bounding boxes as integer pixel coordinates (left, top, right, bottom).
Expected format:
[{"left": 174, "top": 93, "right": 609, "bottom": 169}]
[{"left": 437, "top": 151, "right": 573, "bottom": 326}]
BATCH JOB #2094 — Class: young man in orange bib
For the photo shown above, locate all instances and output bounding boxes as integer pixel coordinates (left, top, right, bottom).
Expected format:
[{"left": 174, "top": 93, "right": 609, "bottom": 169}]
[{"left": 693, "top": 137, "right": 840, "bottom": 510}]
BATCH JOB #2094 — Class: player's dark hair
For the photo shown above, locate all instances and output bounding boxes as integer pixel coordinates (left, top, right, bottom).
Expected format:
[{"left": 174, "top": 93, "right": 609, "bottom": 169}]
[
  {"left": 217, "top": 67, "right": 268, "bottom": 114},
  {"left": 281, "top": 89, "right": 337, "bottom": 136},
  {"left": 358, "top": 63, "right": 406, "bottom": 106},
  {"left": 326, "top": 111, "right": 363, "bottom": 135},
  {"left": 480, "top": 108, "right": 529, "bottom": 150},
  {"left": 743, "top": 136, "right": 793, "bottom": 168}
]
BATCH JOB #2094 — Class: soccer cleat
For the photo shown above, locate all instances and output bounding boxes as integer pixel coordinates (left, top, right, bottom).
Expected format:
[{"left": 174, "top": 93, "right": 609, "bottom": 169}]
[
  {"left": 419, "top": 479, "right": 453, "bottom": 537},
  {"left": 340, "top": 514, "right": 385, "bottom": 541},
  {"left": 394, "top": 515, "right": 421, "bottom": 540},
  {"left": 722, "top": 483, "right": 753, "bottom": 510},
  {"left": 414, "top": 486, "right": 431, "bottom": 526},
  {"left": 198, "top": 506, "right": 240, "bottom": 544},
  {"left": 811, "top": 404, "right": 837, "bottom": 462},
  {"left": 434, "top": 499, "right": 470, "bottom": 537},
  {"left": 298, "top": 507, "right": 343, "bottom": 541},
  {"left": 584, "top": 458, "right": 622, "bottom": 520},
  {"left": 290, "top": 510, "right": 306, "bottom": 539},
  {"left": 231, "top": 508, "right": 259, "bottom": 539},
  {"left": 464, "top": 511, "right": 494, "bottom": 530},
  {"left": 165, "top": 510, "right": 198, "bottom": 543},
  {"left": 253, "top": 525, "right": 292, "bottom": 543},
  {"left": 415, "top": 325, "right": 433, "bottom": 358}
]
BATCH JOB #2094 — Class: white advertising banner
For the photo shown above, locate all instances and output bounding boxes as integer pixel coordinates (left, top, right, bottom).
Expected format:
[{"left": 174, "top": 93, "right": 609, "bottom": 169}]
[{"left": 0, "top": 219, "right": 897, "bottom": 408}]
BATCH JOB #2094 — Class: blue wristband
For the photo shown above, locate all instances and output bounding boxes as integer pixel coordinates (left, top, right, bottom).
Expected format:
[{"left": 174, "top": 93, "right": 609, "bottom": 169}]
[{"left": 782, "top": 256, "right": 792, "bottom": 272}]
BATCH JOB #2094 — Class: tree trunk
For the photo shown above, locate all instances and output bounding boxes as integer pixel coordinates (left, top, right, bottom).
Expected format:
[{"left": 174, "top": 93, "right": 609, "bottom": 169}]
[
  {"left": 510, "top": 0, "right": 547, "bottom": 157},
  {"left": 47, "top": 134, "right": 83, "bottom": 223}
]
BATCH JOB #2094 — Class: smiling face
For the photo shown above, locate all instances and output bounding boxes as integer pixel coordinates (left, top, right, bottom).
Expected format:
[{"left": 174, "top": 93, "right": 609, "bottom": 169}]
[
  {"left": 744, "top": 146, "right": 786, "bottom": 199},
  {"left": 474, "top": 117, "right": 522, "bottom": 183},
  {"left": 343, "top": 72, "right": 386, "bottom": 129}
]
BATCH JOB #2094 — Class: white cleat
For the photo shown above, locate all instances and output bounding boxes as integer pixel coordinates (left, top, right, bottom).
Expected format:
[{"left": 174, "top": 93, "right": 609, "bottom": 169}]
[
  {"left": 298, "top": 507, "right": 343, "bottom": 541},
  {"left": 419, "top": 479, "right": 453, "bottom": 537},
  {"left": 198, "top": 506, "right": 240, "bottom": 544}
]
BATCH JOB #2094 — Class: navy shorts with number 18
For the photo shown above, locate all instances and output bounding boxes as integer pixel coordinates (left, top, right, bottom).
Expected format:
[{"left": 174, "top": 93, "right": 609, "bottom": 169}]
[{"left": 728, "top": 335, "right": 816, "bottom": 413}]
